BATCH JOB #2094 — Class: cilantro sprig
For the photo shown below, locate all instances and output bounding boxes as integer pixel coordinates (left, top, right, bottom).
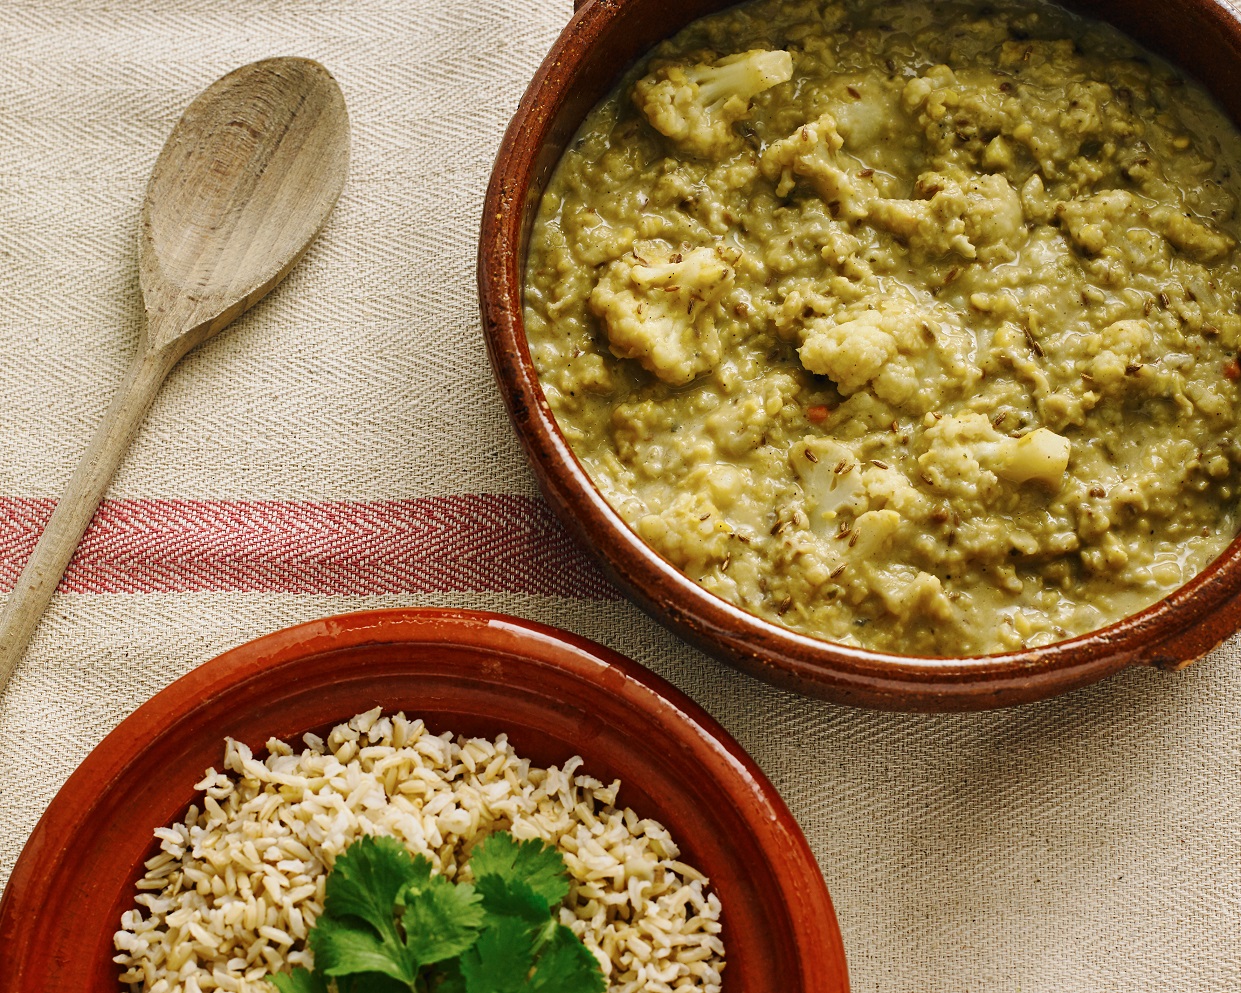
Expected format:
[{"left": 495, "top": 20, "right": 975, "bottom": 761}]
[{"left": 267, "top": 832, "right": 606, "bottom": 993}]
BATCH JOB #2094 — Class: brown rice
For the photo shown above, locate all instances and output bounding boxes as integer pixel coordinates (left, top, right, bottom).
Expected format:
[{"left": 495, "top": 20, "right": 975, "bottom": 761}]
[{"left": 113, "top": 708, "right": 725, "bottom": 993}]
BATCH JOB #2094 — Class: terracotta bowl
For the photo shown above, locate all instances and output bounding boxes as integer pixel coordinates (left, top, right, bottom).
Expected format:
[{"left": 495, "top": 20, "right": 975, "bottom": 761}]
[
  {"left": 0, "top": 609, "right": 847, "bottom": 992},
  {"left": 479, "top": 0, "right": 1241, "bottom": 711}
]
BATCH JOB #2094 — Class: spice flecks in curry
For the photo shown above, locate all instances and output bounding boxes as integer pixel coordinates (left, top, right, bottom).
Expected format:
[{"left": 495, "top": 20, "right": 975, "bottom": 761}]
[{"left": 524, "top": 0, "right": 1241, "bottom": 656}]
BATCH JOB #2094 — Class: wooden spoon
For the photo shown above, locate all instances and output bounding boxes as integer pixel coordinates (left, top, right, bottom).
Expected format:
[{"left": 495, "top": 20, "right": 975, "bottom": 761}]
[{"left": 0, "top": 57, "right": 350, "bottom": 693}]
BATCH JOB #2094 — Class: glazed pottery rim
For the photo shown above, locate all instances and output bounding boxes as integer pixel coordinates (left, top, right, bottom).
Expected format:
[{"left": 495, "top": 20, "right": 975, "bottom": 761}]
[
  {"left": 478, "top": 0, "right": 1241, "bottom": 710},
  {"left": 0, "top": 607, "right": 847, "bottom": 991}
]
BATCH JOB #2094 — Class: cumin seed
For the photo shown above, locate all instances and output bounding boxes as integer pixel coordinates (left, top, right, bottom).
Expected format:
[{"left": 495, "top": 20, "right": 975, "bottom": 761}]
[{"left": 1023, "top": 326, "right": 1044, "bottom": 357}]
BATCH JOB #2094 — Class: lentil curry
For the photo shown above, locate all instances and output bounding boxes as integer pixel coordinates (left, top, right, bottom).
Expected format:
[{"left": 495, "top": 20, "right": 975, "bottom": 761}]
[{"left": 523, "top": 0, "right": 1241, "bottom": 656}]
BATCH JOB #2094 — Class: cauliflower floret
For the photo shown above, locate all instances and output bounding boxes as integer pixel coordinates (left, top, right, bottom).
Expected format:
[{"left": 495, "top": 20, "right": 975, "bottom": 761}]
[
  {"left": 796, "top": 298, "right": 977, "bottom": 412},
  {"left": 798, "top": 310, "right": 897, "bottom": 394},
  {"left": 1056, "top": 189, "right": 1143, "bottom": 256},
  {"left": 1150, "top": 207, "right": 1236, "bottom": 263},
  {"left": 760, "top": 111, "right": 868, "bottom": 219},
  {"left": 862, "top": 463, "right": 932, "bottom": 520},
  {"left": 850, "top": 509, "right": 901, "bottom": 559},
  {"left": 919, "top": 412, "right": 1071, "bottom": 498},
  {"left": 872, "top": 568, "right": 956, "bottom": 627},
  {"left": 867, "top": 172, "right": 1025, "bottom": 262},
  {"left": 633, "top": 49, "right": 794, "bottom": 158},
  {"left": 791, "top": 435, "right": 932, "bottom": 541},
  {"left": 1057, "top": 190, "right": 1235, "bottom": 264},
  {"left": 918, "top": 413, "right": 1002, "bottom": 503},
  {"left": 1087, "top": 319, "right": 1152, "bottom": 391},
  {"left": 633, "top": 491, "right": 731, "bottom": 573},
  {"left": 589, "top": 242, "right": 736, "bottom": 385},
  {"left": 790, "top": 437, "right": 868, "bottom": 535},
  {"left": 997, "top": 428, "right": 1072, "bottom": 486}
]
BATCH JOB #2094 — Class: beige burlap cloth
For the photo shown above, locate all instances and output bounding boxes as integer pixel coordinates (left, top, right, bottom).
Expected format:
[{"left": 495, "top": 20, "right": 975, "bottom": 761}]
[{"left": 1, "top": 1, "right": 1239, "bottom": 988}]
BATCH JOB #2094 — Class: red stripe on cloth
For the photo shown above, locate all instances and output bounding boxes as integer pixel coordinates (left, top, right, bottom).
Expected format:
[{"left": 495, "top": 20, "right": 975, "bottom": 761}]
[{"left": 0, "top": 496, "right": 618, "bottom": 598}]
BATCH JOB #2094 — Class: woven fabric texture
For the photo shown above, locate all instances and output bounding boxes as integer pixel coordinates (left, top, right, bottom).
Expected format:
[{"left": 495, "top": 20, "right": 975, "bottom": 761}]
[{"left": 1, "top": 1, "right": 1239, "bottom": 990}]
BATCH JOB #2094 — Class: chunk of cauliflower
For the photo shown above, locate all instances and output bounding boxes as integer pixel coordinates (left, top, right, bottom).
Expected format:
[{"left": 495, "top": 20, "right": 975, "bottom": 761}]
[
  {"left": 867, "top": 171, "right": 1025, "bottom": 262},
  {"left": 790, "top": 435, "right": 932, "bottom": 538},
  {"left": 795, "top": 298, "right": 978, "bottom": 413},
  {"left": 998, "top": 428, "right": 1073, "bottom": 486},
  {"left": 760, "top": 111, "right": 868, "bottom": 219},
  {"left": 1056, "top": 189, "right": 1235, "bottom": 264},
  {"left": 790, "top": 437, "right": 867, "bottom": 534},
  {"left": 799, "top": 310, "right": 897, "bottom": 395},
  {"left": 919, "top": 412, "right": 1071, "bottom": 499},
  {"left": 589, "top": 242, "right": 736, "bottom": 385},
  {"left": 633, "top": 490, "right": 731, "bottom": 574},
  {"left": 1087, "top": 319, "right": 1152, "bottom": 391},
  {"left": 633, "top": 49, "right": 794, "bottom": 158}
]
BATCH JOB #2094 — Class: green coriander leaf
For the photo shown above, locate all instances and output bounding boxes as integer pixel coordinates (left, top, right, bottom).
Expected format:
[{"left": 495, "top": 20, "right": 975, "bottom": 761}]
[
  {"left": 458, "top": 914, "right": 538, "bottom": 993},
  {"left": 310, "top": 914, "right": 418, "bottom": 986},
  {"left": 336, "top": 972, "right": 415, "bottom": 993},
  {"left": 397, "top": 873, "right": 486, "bottom": 967},
  {"left": 468, "top": 833, "right": 570, "bottom": 908},
  {"left": 474, "top": 874, "right": 551, "bottom": 922},
  {"left": 529, "top": 918, "right": 559, "bottom": 958},
  {"left": 529, "top": 924, "right": 606, "bottom": 993},
  {"left": 325, "top": 835, "right": 430, "bottom": 947},
  {"left": 428, "top": 959, "right": 469, "bottom": 993},
  {"left": 267, "top": 967, "right": 329, "bottom": 993}
]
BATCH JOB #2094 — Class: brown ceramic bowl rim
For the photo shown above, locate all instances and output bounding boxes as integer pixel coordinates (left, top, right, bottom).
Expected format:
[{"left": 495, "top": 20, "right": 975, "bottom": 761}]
[
  {"left": 0, "top": 607, "right": 848, "bottom": 990},
  {"left": 479, "top": 0, "right": 1241, "bottom": 710}
]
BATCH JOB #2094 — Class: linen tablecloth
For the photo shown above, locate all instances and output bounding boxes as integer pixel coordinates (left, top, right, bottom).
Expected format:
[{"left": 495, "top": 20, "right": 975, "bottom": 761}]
[{"left": 1, "top": 1, "right": 1239, "bottom": 989}]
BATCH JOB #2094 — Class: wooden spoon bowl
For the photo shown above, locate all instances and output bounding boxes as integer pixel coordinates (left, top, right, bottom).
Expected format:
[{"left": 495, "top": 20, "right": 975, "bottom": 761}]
[{"left": 0, "top": 58, "right": 349, "bottom": 694}]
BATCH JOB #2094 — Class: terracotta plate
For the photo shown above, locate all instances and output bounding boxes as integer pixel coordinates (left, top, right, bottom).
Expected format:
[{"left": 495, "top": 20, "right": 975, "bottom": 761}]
[{"left": 0, "top": 608, "right": 849, "bottom": 992}]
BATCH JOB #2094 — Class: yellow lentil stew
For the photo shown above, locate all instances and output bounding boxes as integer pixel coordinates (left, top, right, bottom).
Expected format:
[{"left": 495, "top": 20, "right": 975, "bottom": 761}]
[{"left": 523, "top": 0, "right": 1241, "bottom": 656}]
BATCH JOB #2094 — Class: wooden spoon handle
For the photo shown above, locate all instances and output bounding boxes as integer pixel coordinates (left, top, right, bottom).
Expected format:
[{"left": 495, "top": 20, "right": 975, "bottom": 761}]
[{"left": 0, "top": 348, "right": 176, "bottom": 691}]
